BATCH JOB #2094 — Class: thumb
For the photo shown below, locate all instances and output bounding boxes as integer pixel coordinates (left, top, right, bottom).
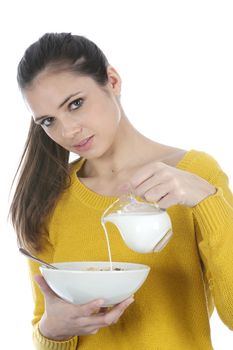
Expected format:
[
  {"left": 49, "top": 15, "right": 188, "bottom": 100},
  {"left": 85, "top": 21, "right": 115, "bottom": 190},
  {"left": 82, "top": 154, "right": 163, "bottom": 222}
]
[
  {"left": 34, "top": 274, "right": 58, "bottom": 299},
  {"left": 117, "top": 183, "right": 132, "bottom": 196}
]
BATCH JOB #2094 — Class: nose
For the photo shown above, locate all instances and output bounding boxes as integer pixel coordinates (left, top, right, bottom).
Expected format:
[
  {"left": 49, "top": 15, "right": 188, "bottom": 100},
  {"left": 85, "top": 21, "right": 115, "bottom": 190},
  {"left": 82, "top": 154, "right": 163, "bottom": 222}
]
[{"left": 61, "top": 120, "right": 82, "bottom": 139}]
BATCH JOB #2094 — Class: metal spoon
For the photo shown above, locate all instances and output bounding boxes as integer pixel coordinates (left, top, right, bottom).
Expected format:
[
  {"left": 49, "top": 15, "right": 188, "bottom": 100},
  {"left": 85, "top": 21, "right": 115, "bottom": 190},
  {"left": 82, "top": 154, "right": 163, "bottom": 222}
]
[{"left": 19, "top": 248, "right": 58, "bottom": 270}]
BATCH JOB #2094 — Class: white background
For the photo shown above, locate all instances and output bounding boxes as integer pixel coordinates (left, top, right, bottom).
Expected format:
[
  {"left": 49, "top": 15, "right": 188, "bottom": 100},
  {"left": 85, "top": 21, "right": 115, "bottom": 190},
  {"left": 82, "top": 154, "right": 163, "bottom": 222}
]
[{"left": 0, "top": 1, "right": 233, "bottom": 349}]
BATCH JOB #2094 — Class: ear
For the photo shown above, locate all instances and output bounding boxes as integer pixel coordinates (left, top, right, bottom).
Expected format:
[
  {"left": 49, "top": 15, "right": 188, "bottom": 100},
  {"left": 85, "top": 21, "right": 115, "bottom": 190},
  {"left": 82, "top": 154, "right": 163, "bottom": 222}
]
[{"left": 106, "top": 65, "right": 121, "bottom": 96}]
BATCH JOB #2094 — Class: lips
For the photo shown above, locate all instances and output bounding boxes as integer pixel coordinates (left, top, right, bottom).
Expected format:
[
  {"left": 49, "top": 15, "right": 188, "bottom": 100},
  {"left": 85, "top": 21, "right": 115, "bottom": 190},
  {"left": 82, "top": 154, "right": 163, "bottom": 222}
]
[
  {"left": 74, "top": 136, "right": 93, "bottom": 147},
  {"left": 72, "top": 135, "right": 94, "bottom": 152}
]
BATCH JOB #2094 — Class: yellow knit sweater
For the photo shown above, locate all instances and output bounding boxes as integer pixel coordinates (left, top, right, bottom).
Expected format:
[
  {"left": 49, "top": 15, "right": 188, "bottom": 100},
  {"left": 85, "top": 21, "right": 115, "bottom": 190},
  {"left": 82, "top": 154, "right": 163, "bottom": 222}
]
[{"left": 28, "top": 149, "right": 233, "bottom": 350}]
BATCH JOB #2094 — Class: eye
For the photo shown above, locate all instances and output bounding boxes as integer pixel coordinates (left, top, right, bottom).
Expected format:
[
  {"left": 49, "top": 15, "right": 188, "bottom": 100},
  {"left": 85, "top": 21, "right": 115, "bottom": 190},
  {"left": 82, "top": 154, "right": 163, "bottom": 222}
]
[
  {"left": 40, "top": 117, "right": 54, "bottom": 127},
  {"left": 68, "top": 98, "right": 84, "bottom": 111}
]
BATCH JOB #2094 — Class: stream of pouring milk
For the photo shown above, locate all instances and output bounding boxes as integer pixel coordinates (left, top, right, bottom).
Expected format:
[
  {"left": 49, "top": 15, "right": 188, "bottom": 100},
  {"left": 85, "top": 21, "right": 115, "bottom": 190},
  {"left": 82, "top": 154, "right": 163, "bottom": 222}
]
[{"left": 101, "top": 217, "right": 113, "bottom": 271}]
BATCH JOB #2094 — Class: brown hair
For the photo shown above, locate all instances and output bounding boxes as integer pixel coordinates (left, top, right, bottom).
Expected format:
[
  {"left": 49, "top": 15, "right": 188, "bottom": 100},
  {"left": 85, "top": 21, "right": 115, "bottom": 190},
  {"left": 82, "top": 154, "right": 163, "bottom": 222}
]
[{"left": 9, "top": 32, "right": 109, "bottom": 251}]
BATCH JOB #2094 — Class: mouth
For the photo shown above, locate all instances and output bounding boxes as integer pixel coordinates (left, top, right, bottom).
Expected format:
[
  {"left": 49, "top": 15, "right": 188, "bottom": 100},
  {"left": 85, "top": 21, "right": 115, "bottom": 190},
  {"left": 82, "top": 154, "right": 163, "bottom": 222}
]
[{"left": 72, "top": 135, "right": 94, "bottom": 152}]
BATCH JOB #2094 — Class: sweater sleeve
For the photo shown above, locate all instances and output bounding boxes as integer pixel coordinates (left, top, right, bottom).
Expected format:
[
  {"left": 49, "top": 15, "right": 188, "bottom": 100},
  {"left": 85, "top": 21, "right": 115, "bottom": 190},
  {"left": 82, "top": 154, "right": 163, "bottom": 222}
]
[
  {"left": 33, "top": 322, "right": 78, "bottom": 349},
  {"left": 27, "top": 239, "right": 79, "bottom": 349},
  {"left": 192, "top": 169, "right": 233, "bottom": 330}
]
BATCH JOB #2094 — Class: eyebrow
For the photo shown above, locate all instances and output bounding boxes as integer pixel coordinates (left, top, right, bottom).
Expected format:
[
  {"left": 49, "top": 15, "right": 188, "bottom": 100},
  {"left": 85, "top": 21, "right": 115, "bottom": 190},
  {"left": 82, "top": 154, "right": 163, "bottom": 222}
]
[{"left": 34, "top": 91, "right": 82, "bottom": 123}]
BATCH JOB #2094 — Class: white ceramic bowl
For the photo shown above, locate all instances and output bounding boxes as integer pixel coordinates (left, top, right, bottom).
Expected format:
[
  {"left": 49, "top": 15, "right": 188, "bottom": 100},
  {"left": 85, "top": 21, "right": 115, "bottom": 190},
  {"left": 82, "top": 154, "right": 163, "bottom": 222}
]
[{"left": 40, "top": 261, "right": 150, "bottom": 306}]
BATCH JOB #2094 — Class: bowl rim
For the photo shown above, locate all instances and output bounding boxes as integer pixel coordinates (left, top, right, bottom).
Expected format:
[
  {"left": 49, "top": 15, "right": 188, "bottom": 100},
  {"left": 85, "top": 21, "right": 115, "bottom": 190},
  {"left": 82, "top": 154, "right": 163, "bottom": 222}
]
[{"left": 40, "top": 261, "right": 150, "bottom": 273}]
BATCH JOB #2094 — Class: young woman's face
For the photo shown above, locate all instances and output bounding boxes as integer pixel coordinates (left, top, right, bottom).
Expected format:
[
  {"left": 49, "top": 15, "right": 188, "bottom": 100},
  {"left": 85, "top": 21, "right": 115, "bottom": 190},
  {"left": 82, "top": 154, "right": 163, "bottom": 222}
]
[{"left": 24, "top": 67, "right": 122, "bottom": 158}]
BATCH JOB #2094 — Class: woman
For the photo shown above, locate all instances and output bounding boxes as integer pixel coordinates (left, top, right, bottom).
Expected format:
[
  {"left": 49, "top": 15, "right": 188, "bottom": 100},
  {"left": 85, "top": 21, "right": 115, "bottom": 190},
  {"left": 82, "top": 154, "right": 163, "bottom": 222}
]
[{"left": 10, "top": 32, "right": 233, "bottom": 349}]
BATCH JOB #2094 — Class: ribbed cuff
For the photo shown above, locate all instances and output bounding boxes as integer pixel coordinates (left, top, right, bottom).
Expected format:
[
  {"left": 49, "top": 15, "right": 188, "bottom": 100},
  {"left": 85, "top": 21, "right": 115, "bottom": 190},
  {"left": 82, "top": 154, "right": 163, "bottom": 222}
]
[
  {"left": 192, "top": 187, "right": 233, "bottom": 246},
  {"left": 33, "top": 323, "right": 78, "bottom": 349}
]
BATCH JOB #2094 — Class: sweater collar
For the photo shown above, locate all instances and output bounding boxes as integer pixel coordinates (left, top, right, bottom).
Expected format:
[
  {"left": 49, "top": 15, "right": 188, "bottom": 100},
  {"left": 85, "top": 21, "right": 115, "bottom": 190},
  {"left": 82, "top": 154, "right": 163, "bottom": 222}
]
[{"left": 69, "top": 150, "right": 196, "bottom": 211}]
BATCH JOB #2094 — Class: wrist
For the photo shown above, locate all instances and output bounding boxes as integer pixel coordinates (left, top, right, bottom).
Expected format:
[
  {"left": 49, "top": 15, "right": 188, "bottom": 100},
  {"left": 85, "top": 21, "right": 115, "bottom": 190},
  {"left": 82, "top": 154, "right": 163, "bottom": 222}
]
[{"left": 38, "top": 317, "right": 73, "bottom": 341}]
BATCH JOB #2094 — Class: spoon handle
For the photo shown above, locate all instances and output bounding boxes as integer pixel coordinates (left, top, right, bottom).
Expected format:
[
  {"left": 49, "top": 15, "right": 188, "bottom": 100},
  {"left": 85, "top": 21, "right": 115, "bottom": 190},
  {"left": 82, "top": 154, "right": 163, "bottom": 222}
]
[{"left": 19, "top": 248, "right": 58, "bottom": 270}]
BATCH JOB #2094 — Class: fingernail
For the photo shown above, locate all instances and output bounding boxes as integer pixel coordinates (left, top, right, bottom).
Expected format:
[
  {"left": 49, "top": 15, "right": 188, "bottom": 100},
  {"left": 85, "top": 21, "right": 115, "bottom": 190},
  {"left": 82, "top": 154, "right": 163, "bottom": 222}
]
[
  {"left": 126, "top": 297, "right": 134, "bottom": 306},
  {"left": 95, "top": 299, "right": 105, "bottom": 307}
]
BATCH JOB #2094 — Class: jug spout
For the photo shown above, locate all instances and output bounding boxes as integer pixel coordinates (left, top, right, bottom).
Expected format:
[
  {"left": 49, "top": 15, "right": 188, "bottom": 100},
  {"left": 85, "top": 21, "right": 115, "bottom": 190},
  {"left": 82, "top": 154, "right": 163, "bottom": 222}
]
[{"left": 102, "top": 214, "right": 125, "bottom": 241}]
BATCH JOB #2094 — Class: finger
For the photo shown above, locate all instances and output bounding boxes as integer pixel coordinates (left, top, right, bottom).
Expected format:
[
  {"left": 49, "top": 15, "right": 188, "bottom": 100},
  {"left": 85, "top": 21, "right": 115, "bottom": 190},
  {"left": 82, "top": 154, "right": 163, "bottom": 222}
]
[
  {"left": 143, "top": 183, "right": 170, "bottom": 203},
  {"left": 117, "top": 183, "right": 132, "bottom": 195},
  {"left": 134, "top": 173, "right": 163, "bottom": 198},
  {"left": 100, "top": 297, "right": 134, "bottom": 325},
  {"left": 81, "top": 326, "right": 100, "bottom": 335},
  {"left": 77, "top": 299, "right": 105, "bottom": 317},
  {"left": 34, "top": 274, "right": 59, "bottom": 300},
  {"left": 72, "top": 311, "right": 110, "bottom": 331},
  {"left": 78, "top": 297, "right": 134, "bottom": 328},
  {"left": 129, "top": 162, "right": 165, "bottom": 189},
  {"left": 157, "top": 192, "right": 181, "bottom": 209},
  {"left": 86, "top": 328, "right": 99, "bottom": 335}
]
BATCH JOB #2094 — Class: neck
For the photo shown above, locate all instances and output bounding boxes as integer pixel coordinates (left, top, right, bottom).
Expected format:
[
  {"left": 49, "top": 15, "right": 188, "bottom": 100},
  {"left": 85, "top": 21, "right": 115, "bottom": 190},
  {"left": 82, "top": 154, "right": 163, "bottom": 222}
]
[{"left": 82, "top": 116, "right": 158, "bottom": 178}]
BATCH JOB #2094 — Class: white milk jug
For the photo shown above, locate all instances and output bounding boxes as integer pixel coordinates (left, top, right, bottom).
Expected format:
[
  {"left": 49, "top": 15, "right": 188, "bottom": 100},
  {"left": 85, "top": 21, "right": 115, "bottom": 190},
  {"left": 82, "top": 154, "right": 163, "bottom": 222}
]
[{"left": 102, "top": 194, "right": 173, "bottom": 253}]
